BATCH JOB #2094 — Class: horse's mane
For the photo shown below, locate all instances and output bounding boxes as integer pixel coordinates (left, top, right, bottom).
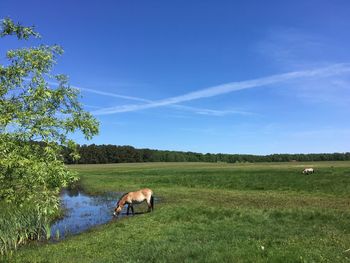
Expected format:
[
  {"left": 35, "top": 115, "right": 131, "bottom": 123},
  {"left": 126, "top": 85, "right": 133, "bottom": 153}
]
[{"left": 117, "top": 192, "right": 129, "bottom": 205}]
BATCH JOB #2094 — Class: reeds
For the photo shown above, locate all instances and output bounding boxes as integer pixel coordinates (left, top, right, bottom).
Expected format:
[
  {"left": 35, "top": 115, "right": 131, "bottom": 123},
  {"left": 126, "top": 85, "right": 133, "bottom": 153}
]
[{"left": 0, "top": 203, "right": 52, "bottom": 256}]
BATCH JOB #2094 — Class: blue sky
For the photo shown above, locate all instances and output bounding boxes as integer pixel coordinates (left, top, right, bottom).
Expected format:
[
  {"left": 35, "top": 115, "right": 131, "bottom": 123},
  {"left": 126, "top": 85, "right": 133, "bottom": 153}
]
[{"left": 1, "top": 0, "right": 350, "bottom": 154}]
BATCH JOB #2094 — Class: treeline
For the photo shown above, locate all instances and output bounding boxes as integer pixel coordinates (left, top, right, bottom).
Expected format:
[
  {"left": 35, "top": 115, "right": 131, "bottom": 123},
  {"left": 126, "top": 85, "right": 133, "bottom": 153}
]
[{"left": 62, "top": 144, "right": 350, "bottom": 164}]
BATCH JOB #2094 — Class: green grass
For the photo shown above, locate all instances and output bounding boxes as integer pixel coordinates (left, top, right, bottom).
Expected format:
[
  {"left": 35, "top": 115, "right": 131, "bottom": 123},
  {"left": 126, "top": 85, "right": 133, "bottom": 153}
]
[
  {"left": 0, "top": 202, "right": 57, "bottom": 257},
  {"left": 5, "top": 162, "right": 350, "bottom": 262}
]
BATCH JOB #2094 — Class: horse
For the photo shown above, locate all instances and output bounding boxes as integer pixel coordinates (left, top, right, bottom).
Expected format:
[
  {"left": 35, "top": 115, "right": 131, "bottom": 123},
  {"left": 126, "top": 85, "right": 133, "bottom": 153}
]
[
  {"left": 113, "top": 188, "right": 154, "bottom": 217},
  {"left": 302, "top": 168, "right": 314, "bottom": 175}
]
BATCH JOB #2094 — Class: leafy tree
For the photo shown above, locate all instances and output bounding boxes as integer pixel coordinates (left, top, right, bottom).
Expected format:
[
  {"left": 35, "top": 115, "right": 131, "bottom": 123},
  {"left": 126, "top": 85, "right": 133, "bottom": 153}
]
[
  {"left": 68, "top": 144, "right": 350, "bottom": 164},
  {"left": 0, "top": 18, "right": 99, "bottom": 216}
]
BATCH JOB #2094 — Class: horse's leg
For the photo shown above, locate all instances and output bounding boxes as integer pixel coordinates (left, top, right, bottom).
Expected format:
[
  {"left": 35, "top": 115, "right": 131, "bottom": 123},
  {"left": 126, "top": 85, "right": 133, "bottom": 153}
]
[
  {"left": 127, "top": 204, "right": 130, "bottom": 215},
  {"left": 151, "top": 195, "right": 154, "bottom": 211},
  {"left": 146, "top": 197, "right": 152, "bottom": 212},
  {"left": 130, "top": 205, "right": 134, "bottom": 215}
]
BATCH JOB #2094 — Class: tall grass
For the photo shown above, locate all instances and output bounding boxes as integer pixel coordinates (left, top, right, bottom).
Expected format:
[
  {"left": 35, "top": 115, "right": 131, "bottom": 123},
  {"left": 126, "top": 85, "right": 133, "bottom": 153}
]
[{"left": 0, "top": 203, "right": 51, "bottom": 256}]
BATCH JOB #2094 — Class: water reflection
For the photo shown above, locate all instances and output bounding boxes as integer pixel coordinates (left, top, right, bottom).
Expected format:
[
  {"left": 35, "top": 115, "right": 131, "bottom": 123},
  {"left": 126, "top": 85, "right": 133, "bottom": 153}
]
[{"left": 50, "top": 189, "right": 123, "bottom": 240}]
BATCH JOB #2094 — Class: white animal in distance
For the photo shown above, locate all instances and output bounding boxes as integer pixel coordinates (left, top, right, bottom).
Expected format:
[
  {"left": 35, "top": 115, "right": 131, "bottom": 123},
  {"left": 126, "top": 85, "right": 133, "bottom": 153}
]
[{"left": 302, "top": 168, "right": 314, "bottom": 174}]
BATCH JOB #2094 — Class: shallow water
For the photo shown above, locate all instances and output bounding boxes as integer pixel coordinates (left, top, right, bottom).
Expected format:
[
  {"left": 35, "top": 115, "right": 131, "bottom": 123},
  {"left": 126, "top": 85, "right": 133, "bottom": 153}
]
[{"left": 50, "top": 189, "right": 124, "bottom": 240}]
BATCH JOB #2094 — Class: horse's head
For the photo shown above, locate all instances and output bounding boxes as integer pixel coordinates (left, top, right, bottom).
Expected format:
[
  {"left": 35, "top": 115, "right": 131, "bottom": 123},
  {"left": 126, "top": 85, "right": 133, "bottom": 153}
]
[
  {"left": 113, "top": 203, "right": 123, "bottom": 216},
  {"left": 113, "top": 193, "right": 129, "bottom": 216}
]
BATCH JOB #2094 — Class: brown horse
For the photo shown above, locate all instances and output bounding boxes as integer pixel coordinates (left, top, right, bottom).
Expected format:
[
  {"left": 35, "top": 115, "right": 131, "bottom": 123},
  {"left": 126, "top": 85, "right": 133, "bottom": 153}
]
[{"left": 113, "top": 188, "right": 154, "bottom": 217}]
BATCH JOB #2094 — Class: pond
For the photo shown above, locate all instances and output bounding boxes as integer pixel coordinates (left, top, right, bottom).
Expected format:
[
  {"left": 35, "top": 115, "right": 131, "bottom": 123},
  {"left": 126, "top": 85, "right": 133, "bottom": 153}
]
[{"left": 50, "top": 189, "right": 126, "bottom": 240}]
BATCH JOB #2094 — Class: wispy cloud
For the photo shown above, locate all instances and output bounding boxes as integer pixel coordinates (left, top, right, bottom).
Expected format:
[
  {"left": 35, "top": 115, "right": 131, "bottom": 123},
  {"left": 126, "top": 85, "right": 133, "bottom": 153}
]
[
  {"left": 255, "top": 28, "right": 350, "bottom": 106},
  {"left": 75, "top": 87, "right": 150, "bottom": 103},
  {"left": 81, "top": 104, "right": 102, "bottom": 109},
  {"left": 256, "top": 28, "right": 330, "bottom": 69},
  {"left": 171, "top": 105, "right": 253, "bottom": 116},
  {"left": 69, "top": 85, "right": 250, "bottom": 116},
  {"left": 91, "top": 63, "right": 350, "bottom": 115}
]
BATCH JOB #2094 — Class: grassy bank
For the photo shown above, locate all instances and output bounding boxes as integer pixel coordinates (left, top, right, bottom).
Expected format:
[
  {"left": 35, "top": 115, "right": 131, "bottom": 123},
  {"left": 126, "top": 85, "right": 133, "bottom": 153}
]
[{"left": 6, "top": 162, "right": 350, "bottom": 262}]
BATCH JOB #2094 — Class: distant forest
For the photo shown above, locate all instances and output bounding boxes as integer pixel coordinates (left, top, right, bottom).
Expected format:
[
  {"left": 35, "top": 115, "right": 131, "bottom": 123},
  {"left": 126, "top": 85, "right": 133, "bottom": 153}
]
[{"left": 62, "top": 144, "right": 350, "bottom": 164}]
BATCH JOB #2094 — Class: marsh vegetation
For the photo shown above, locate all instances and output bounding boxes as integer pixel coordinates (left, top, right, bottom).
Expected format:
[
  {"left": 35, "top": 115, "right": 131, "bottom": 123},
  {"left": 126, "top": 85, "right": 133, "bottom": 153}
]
[{"left": 5, "top": 161, "right": 350, "bottom": 262}]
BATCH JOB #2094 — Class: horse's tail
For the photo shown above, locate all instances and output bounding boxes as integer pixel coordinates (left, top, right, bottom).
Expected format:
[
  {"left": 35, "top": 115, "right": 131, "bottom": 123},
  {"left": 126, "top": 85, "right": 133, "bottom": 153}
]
[{"left": 150, "top": 195, "right": 154, "bottom": 211}]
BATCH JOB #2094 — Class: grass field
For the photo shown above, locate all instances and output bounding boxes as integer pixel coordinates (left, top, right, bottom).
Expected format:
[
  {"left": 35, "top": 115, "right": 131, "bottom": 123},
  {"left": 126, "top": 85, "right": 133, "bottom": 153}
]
[{"left": 6, "top": 162, "right": 350, "bottom": 262}]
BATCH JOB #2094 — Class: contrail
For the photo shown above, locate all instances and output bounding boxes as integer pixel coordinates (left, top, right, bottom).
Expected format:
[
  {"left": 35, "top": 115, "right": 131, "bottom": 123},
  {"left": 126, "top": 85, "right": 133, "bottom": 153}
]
[
  {"left": 46, "top": 82, "right": 247, "bottom": 116},
  {"left": 74, "top": 87, "right": 151, "bottom": 103},
  {"left": 46, "top": 80, "right": 152, "bottom": 103},
  {"left": 73, "top": 86, "right": 248, "bottom": 116},
  {"left": 92, "top": 63, "right": 350, "bottom": 115}
]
